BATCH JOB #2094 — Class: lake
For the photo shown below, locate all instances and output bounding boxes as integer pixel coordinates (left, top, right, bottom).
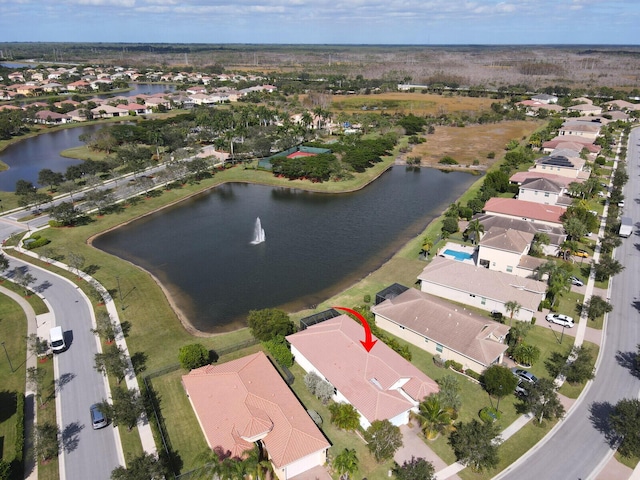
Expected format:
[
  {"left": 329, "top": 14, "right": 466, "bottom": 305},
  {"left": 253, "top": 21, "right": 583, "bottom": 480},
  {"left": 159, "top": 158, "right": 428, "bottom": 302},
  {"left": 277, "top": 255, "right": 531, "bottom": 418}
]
[{"left": 93, "top": 167, "right": 478, "bottom": 333}]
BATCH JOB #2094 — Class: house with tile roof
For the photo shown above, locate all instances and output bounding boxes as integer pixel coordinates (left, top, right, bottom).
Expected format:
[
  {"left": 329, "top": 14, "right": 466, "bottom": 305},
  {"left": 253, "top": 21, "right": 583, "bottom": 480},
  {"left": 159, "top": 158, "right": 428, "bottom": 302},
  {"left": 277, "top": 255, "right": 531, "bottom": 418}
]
[
  {"left": 542, "top": 135, "right": 601, "bottom": 155},
  {"left": 476, "top": 227, "right": 535, "bottom": 277},
  {"left": 518, "top": 177, "right": 571, "bottom": 207},
  {"left": 371, "top": 288, "right": 510, "bottom": 373},
  {"left": 531, "top": 151, "right": 586, "bottom": 179},
  {"left": 182, "top": 351, "right": 330, "bottom": 480},
  {"left": 559, "top": 120, "right": 601, "bottom": 140},
  {"left": 34, "top": 110, "right": 71, "bottom": 124},
  {"left": 483, "top": 197, "right": 565, "bottom": 227},
  {"left": 418, "top": 256, "right": 547, "bottom": 321},
  {"left": 473, "top": 213, "right": 566, "bottom": 257},
  {"left": 90, "top": 104, "right": 130, "bottom": 118},
  {"left": 567, "top": 103, "right": 602, "bottom": 116},
  {"left": 286, "top": 316, "right": 439, "bottom": 430}
]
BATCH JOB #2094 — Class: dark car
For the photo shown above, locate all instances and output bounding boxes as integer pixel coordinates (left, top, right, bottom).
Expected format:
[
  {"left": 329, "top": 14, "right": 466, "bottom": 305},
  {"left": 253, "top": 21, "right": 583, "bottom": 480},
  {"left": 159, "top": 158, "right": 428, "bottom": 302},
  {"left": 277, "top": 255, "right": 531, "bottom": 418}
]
[
  {"left": 511, "top": 368, "right": 539, "bottom": 396},
  {"left": 90, "top": 404, "right": 108, "bottom": 429}
]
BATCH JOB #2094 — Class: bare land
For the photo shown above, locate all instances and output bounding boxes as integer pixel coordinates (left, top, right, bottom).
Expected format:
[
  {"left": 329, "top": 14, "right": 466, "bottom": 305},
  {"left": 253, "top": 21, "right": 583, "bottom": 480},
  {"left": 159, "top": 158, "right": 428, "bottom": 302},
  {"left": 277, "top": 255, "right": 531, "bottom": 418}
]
[
  {"left": 331, "top": 92, "right": 496, "bottom": 116},
  {"left": 410, "top": 120, "right": 545, "bottom": 167}
]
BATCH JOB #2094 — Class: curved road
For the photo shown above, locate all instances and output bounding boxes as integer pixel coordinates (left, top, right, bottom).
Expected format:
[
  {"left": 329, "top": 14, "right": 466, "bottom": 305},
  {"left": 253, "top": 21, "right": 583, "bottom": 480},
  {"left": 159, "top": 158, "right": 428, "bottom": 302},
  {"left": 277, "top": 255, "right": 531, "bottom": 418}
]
[
  {"left": 498, "top": 128, "right": 640, "bottom": 480},
  {"left": 5, "top": 255, "right": 123, "bottom": 480}
]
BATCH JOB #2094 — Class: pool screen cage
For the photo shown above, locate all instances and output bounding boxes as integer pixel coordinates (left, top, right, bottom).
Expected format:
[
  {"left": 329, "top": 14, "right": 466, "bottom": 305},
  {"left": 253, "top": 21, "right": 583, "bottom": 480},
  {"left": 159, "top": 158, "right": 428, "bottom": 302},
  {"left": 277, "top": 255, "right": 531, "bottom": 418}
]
[
  {"left": 299, "top": 308, "right": 342, "bottom": 330},
  {"left": 375, "top": 283, "right": 409, "bottom": 305}
]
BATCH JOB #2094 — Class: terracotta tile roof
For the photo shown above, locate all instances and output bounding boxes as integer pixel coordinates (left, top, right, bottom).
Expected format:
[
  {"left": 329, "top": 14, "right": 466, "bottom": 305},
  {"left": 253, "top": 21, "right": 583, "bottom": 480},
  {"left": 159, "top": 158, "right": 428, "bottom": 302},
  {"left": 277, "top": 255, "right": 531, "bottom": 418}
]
[
  {"left": 372, "top": 289, "right": 510, "bottom": 368},
  {"left": 543, "top": 136, "right": 601, "bottom": 153},
  {"left": 418, "top": 256, "right": 547, "bottom": 312},
  {"left": 182, "top": 352, "right": 329, "bottom": 468},
  {"left": 286, "top": 316, "right": 438, "bottom": 424},
  {"left": 483, "top": 197, "right": 565, "bottom": 225}
]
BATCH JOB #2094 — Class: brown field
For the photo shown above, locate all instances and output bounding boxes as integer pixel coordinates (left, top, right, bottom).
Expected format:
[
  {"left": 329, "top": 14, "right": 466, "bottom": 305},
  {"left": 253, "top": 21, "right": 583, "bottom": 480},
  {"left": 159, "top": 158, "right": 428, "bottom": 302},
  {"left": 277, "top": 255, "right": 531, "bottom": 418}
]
[
  {"left": 410, "top": 120, "right": 545, "bottom": 167},
  {"left": 331, "top": 92, "right": 495, "bottom": 116}
]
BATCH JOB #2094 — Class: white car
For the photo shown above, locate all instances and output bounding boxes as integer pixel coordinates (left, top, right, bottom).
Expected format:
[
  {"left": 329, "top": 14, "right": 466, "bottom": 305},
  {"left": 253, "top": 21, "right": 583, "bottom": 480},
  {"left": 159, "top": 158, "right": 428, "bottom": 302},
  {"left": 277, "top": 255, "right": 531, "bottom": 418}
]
[{"left": 546, "top": 313, "right": 575, "bottom": 328}]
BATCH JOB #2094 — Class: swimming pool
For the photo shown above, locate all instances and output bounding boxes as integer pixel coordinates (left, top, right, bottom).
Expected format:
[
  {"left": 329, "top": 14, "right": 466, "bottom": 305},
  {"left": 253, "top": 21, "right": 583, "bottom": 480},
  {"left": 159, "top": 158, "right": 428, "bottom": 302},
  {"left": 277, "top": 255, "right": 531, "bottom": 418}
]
[{"left": 443, "top": 249, "right": 473, "bottom": 261}]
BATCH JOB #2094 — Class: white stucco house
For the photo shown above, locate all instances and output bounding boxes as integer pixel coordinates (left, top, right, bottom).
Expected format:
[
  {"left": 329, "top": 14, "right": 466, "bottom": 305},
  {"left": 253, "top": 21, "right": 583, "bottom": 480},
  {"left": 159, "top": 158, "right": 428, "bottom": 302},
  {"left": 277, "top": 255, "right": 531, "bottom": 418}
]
[{"left": 418, "top": 256, "right": 547, "bottom": 321}]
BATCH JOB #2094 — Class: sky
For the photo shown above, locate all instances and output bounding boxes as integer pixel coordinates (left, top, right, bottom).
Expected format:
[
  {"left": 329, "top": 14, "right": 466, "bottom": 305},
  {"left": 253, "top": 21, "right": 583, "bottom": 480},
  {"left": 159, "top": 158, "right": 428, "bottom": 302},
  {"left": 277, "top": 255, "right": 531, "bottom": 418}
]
[{"left": 0, "top": 0, "right": 638, "bottom": 45}]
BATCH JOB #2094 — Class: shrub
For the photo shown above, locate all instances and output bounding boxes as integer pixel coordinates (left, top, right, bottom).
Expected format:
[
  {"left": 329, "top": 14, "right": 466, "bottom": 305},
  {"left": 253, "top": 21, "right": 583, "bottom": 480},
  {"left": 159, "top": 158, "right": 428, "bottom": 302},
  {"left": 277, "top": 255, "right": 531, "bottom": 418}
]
[
  {"left": 439, "top": 156, "right": 458, "bottom": 165},
  {"left": 465, "top": 370, "right": 481, "bottom": 381},
  {"left": 479, "top": 406, "right": 501, "bottom": 423},
  {"left": 178, "top": 343, "right": 210, "bottom": 370},
  {"left": 433, "top": 355, "right": 446, "bottom": 368},
  {"left": 263, "top": 336, "right": 294, "bottom": 368},
  {"left": 487, "top": 151, "right": 495, "bottom": 159},
  {"left": 363, "top": 294, "right": 371, "bottom": 304},
  {"left": 445, "top": 360, "right": 464, "bottom": 372}
]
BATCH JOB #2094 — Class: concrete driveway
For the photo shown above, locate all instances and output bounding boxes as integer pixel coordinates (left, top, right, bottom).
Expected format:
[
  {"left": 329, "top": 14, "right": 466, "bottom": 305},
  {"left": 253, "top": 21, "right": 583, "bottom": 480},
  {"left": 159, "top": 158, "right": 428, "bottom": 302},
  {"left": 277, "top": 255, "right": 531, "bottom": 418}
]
[{"left": 394, "top": 424, "right": 461, "bottom": 479}]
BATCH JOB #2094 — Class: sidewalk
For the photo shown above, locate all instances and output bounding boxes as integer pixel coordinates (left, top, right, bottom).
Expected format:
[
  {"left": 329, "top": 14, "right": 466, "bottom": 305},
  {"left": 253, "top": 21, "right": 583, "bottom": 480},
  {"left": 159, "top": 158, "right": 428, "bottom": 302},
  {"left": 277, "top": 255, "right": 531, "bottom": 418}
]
[{"left": 10, "top": 243, "right": 158, "bottom": 460}]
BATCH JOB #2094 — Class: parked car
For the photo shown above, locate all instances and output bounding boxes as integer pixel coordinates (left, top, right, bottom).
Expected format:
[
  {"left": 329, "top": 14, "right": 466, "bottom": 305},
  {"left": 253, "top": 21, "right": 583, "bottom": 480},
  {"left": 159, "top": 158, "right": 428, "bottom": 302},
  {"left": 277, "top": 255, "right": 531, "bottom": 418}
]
[
  {"left": 570, "top": 276, "right": 584, "bottom": 287},
  {"left": 511, "top": 368, "right": 539, "bottom": 396},
  {"left": 575, "top": 250, "right": 589, "bottom": 258},
  {"left": 90, "top": 404, "right": 108, "bottom": 429},
  {"left": 546, "top": 313, "right": 575, "bottom": 328}
]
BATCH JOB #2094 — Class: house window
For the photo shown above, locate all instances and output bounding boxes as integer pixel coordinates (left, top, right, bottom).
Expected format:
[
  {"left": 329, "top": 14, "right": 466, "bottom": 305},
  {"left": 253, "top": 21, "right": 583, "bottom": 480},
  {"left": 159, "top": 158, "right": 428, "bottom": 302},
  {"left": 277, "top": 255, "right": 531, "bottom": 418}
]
[
  {"left": 534, "top": 191, "right": 538, "bottom": 195},
  {"left": 481, "top": 297, "right": 486, "bottom": 305},
  {"left": 424, "top": 338, "right": 428, "bottom": 344},
  {"left": 544, "top": 192, "right": 550, "bottom": 197},
  {"left": 436, "top": 344, "right": 443, "bottom": 353},
  {"left": 492, "top": 261, "right": 496, "bottom": 267},
  {"left": 506, "top": 265, "right": 513, "bottom": 273}
]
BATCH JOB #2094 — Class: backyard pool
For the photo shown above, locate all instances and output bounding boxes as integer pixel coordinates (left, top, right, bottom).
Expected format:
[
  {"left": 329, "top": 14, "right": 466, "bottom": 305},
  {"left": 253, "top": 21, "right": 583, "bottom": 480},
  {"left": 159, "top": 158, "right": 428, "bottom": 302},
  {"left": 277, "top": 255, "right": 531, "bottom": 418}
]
[{"left": 443, "top": 249, "right": 473, "bottom": 261}]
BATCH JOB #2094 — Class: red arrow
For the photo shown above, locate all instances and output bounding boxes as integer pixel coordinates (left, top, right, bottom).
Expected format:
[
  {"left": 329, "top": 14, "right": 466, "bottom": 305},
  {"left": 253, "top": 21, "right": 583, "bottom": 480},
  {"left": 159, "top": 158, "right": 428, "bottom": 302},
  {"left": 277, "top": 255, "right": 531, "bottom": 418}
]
[{"left": 334, "top": 306, "right": 378, "bottom": 353}]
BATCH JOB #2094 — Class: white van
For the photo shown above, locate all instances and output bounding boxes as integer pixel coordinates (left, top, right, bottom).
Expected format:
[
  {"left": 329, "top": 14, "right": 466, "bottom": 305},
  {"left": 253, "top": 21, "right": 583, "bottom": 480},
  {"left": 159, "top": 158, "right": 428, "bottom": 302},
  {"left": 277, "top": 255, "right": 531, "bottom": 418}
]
[{"left": 49, "top": 326, "right": 66, "bottom": 353}]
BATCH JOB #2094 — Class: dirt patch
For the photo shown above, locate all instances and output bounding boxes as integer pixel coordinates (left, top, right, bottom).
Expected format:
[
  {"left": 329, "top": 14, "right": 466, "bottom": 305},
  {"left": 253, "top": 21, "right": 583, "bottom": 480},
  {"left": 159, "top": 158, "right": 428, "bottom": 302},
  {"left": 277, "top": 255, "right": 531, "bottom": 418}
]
[{"left": 408, "top": 120, "right": 545, "bottom": 168}]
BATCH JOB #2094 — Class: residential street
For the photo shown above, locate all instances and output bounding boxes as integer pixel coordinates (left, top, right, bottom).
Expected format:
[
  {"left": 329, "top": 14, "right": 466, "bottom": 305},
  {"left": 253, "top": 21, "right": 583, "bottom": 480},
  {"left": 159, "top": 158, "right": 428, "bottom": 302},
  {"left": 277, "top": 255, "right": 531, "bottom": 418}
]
[
  {"left": 4, "top": 255, "right": 124, "bottom": 480},
  {"left": 496, "top": 128, "right": 640, "bottom": 479}
]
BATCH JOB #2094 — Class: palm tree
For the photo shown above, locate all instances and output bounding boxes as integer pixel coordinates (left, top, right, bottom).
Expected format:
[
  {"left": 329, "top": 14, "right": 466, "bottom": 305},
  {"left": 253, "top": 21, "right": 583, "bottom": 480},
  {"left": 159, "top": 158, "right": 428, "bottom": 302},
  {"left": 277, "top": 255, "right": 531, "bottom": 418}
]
[
  {"left": 558, "top": 239, "right": 579, "bottom": 261},
  {"left": 537, "top": 261, "right": 572, "bottom": 308},
  {"left": 529, "top": 232, "right": 550, "bottom": 257},
  {"left": 328, "top": 402, "right": 360, "bottom": 431},
  {"left": 414, "top": 396, "right": 457, "bottom": 440},
  {"left": 333, "top": 448, "right": 358, "bottom": 479},
  {"left": 466, "top": 219, "right": 485, "bottom": 245},
  {"left": 504, "top": 300, "right": 521, "bottom": 327},
  {"left": 512, "top": 343, "right": 541, "bottom": 367}
]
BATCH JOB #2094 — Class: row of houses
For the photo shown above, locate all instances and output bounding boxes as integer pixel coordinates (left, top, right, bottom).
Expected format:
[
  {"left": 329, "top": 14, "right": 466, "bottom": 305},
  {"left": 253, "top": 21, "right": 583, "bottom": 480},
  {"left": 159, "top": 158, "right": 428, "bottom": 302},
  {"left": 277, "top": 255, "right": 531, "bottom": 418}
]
[
  {"left": 519, "top": 94, "right": 639, "bottom": 120},
  {"left": 1, "top": 64, "right": 270, "bottom": 100}
]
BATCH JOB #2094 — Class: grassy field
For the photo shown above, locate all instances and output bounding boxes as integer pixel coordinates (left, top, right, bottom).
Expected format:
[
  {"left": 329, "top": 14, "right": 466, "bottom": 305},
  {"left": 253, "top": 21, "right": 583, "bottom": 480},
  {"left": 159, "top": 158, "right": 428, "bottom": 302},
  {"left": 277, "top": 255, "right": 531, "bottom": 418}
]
[
  {"left": 411, "top": 120, "right": 544, "bottom": 167},
  {"left": 331, "top": 92, "right": 497, "bottom": 117}
]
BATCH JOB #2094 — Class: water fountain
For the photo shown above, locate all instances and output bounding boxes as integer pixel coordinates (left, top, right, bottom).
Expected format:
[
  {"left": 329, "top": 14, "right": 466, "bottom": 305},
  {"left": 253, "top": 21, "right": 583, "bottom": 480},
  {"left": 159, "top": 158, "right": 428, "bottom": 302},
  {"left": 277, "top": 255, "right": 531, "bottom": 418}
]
[{"left": 250, "top": 217, "right": 265, "bottom": 244}]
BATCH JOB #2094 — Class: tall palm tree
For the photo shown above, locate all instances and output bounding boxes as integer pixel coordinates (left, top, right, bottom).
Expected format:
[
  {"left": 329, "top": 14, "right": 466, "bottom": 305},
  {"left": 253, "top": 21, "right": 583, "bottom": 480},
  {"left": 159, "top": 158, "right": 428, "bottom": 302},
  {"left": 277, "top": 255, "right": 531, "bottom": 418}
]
[
  {"left": 504, "top": 300, "right": 521, "bottom": 327},
  {"left": 333, "top": 448, "right": 359, "bottom": 479},
  {"left": 466, "top": 219, "right": 485, "bottom": 245},
  {"left": 414, "top": 396, "right": 457, "bottom": 440}
]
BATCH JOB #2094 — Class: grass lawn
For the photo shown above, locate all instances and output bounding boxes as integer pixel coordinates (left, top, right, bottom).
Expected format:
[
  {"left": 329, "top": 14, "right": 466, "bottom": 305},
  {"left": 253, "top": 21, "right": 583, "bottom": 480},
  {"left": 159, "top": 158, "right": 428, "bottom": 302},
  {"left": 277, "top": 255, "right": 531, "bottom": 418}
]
[
  {"left": 34, "top": 357, "right": 59, "bottom": 480},
  {"left": 615, "top": 451, "right": 640, "bottom": 470},
  {"left": 458, "top": 417, "right": 557, "bottom": 480},
  {"left": 0, "top": 277, "right": 49, "bottom": 315},
  {"left": 0, "top": 291, "right": 28, "bottom": 475}
]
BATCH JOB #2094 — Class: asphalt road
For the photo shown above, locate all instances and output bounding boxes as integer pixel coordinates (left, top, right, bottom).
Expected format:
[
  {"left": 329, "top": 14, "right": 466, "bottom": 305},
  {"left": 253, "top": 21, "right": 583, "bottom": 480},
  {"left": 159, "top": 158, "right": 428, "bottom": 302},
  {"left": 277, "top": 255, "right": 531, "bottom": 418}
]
[
  {"left": 6, "top": 256, "right": 122, "bottom": 480},
  {"left": 498, "top": 128, "right": 640, "bottom": 480}
]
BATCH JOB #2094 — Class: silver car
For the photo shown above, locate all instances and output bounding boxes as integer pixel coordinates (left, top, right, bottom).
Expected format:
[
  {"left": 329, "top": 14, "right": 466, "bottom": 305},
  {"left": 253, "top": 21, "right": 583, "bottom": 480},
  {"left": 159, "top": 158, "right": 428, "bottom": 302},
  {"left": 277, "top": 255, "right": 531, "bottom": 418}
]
[{"left": 90, "top": 404, "right": 108, "bottom": 429}]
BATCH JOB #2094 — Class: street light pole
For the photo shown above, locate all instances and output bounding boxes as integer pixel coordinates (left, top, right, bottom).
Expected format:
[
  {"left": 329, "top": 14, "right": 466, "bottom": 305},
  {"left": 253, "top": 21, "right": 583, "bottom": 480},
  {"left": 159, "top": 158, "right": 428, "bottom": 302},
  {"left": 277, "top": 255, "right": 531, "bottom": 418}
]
[{"left": 1, "top": 341, "right": 14, "bottom": 373}]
